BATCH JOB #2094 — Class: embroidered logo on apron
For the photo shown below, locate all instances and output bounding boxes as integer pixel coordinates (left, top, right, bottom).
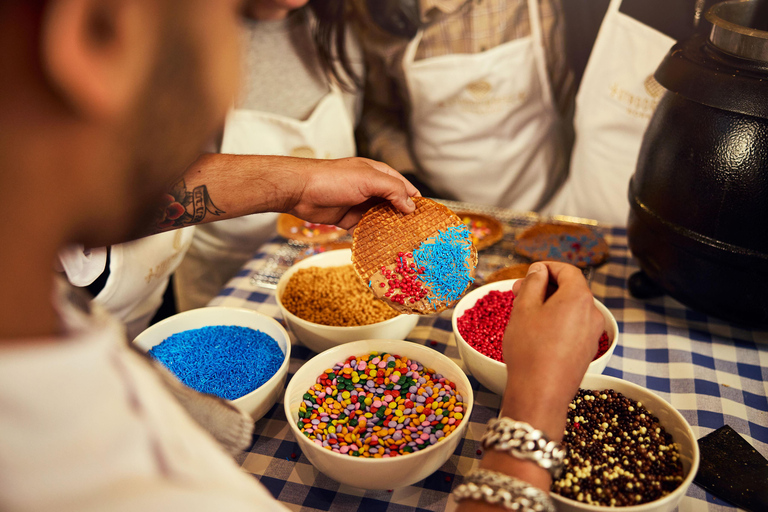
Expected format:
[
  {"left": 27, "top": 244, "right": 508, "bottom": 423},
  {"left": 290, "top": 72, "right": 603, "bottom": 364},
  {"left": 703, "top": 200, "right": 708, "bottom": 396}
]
[
  {"left": 289, "top": 146, "right": 316, "bottom": 158},
  {"left": 467, "top": 80, "right": 492, "bottom": 99},
  {"left": 608, "top": 74, "right": 664, "bottom": 119},
  {"left": 145, "top": 233, "right": 192, "bottom": 284},
  {"left": 643, "top": 74, "right": 665, "bottom": 99},
  {"left": 437, "top": 82, "right": 527, "bottom": 115}
]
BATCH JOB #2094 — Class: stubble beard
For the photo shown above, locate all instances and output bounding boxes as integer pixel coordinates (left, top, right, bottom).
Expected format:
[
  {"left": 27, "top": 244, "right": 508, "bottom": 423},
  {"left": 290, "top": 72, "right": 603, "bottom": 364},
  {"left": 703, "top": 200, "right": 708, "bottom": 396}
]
[{"left": 121, "top": 14, "right": 221, "bottom": 241}]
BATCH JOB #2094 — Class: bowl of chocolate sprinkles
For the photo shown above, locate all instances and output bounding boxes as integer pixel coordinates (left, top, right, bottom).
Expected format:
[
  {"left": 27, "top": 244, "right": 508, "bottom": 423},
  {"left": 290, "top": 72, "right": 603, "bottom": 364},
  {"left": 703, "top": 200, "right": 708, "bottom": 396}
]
[
  {"left": 134, "top": 306, "right": 291, "bottom": 421},
  {"left": 276, "top": 249, "right": 419, "bottom": 354},
  {"left": 551, "top": 374, "right": 699, "bottom": 512}
]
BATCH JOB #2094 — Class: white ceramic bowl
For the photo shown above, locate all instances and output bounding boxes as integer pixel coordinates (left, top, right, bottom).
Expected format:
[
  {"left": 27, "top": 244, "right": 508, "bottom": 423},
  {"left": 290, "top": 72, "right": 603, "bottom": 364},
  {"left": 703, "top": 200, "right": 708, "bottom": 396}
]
[
  {"left": 275, "top": 249, "right": 419, "bottom": 353},
  {"left": 551, "top": 374, "right": 700, "bottom": 512},
  {"left": 283, "top": 339, "right": 474, "bottom": 489},
  {"left": 452, "top": 279, "right": 619, "bottom": 395},
  {"left": 134, "top": 306, "right": 291, "bottom": 421}
]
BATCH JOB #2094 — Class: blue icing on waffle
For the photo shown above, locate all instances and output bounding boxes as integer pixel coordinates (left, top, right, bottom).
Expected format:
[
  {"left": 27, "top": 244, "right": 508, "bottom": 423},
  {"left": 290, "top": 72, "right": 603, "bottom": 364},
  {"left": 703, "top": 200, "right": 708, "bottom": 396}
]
[{"left": 413, "top": 225, "right": 475, "bottom": 306}]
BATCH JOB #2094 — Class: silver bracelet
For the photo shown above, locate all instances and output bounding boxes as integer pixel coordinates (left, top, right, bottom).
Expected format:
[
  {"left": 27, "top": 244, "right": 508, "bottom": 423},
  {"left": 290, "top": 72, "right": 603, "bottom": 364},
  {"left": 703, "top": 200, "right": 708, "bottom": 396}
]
[
  {"left": 453, "top": 469, "right": 554, "bottom": 512},
  {"left": 481, "top": 418, "right": 565, "bottom": 478}
]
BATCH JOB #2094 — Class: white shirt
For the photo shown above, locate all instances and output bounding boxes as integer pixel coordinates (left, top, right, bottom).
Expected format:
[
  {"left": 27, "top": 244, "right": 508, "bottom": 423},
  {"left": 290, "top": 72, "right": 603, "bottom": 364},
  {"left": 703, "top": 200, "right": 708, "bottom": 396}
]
[{"left": 0, "top": 281, "right": 287, "bottom": 512}]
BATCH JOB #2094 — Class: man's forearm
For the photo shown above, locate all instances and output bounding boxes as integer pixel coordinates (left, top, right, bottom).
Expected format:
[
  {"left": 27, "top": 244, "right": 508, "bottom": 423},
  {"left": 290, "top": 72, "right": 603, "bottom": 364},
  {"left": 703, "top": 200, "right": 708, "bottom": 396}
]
[
  {"left": 135, "top": 153, "right": 418, "bottom": 241},
  {"left": 143, "top": 153, "right": 308, "bottom": 237}
]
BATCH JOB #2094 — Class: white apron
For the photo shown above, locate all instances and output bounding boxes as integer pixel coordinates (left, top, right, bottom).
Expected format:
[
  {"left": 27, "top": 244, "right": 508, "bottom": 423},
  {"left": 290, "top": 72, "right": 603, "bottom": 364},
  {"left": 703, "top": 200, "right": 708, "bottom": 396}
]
[
  {"left": 95, "top": 229, "right": 194, "bottom": 340},
  {"left": 545, "top": 0, "right": 674, "bottom": 226},
  {"left": 59, "top": 228, "right": 195, "bottom": 340},
  {"left": 175, "top": 84, "right": 356, "bottom": 311},
  {"left": 403, "top": 0, "right": 567, "bottom": 211}
]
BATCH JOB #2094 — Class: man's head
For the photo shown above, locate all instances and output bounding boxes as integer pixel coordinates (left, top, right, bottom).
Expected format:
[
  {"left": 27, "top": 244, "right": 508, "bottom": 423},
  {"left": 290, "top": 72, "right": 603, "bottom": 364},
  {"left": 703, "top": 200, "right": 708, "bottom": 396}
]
[{"left": 0, "top": 0, "right": 242, "bottom": 247}]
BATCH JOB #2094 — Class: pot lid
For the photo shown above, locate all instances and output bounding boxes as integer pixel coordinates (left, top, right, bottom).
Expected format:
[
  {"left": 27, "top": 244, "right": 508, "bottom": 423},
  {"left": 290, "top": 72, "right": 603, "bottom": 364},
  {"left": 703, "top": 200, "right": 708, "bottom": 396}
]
[{"left": 707, "top": 0, "right": 768, "bottom": 62}]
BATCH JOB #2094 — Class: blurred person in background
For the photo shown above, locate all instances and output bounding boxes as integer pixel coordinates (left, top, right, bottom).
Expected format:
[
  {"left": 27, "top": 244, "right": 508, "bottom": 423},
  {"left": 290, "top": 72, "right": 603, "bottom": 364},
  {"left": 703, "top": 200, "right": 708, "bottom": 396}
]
[
  {"left": 175, "top": 0, "right": 365, "bottom": 312},
  {"left": 546, "top": 0, "right": 718, "bottom": 225},
  {"left": 349, "top": 0, "right": 575, "bottom": 212}
]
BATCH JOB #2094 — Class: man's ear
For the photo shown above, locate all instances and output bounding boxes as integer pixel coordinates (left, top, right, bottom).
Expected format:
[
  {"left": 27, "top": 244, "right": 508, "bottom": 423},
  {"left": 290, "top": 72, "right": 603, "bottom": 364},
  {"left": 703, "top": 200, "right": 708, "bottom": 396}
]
[{"left": 40, "top": 0, "right": 159, "bottom": 119}]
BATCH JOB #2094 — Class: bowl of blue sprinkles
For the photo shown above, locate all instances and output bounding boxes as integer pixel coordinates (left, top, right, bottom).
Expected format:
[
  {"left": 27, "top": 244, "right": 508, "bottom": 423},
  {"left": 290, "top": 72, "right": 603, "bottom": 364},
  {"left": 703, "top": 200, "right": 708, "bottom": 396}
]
[{"left": 134, "top": 306, "right": 291, "bottom": 421}]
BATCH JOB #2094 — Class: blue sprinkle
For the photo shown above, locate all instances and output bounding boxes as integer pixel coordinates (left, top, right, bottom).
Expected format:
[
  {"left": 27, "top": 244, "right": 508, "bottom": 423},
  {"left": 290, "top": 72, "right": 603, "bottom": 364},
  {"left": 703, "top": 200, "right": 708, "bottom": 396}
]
[
  {"left": 413, "top": 225, "right": 475, "bottom": 304},
  {"left": 148, "top": 325, "right": 284, "bottom": 400}
]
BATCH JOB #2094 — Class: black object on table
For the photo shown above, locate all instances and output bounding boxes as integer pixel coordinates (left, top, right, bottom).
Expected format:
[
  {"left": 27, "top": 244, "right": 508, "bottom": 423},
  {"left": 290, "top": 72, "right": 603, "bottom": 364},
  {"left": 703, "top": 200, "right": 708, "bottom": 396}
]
[{"left": 694, "top": 425, "right": 768, "bottom": 512}]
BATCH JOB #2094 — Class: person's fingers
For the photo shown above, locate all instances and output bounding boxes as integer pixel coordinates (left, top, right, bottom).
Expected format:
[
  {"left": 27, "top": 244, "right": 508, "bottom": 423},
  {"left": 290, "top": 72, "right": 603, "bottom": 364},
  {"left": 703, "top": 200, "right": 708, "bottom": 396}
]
[
  {"left": 510, "top": 262, "right": 549, "bottom": 311},
  {"left": 535, "top": 262, "right": 603, "bottom": 347},
  {"left": 363, "top": 159, "right": 421, "bottom": 198},
  {"left": 538, "top": 261, "right": 587, "bottom": 287},
  {"left": 537, "top": 261, "right": 592, "bottom": 302},
  {"left": 358, "top": 170, "right": 416, "bottom": 215},
  {"left": 334, "top": 198, "right": 381, "bottom": 231}
]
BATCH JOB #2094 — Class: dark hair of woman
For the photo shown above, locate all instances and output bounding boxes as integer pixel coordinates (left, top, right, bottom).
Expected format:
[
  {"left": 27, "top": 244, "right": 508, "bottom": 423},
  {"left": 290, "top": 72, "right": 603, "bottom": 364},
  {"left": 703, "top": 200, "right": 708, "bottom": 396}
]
[{"left": 307, "top": 0, "right": 363, "bottom": 92}]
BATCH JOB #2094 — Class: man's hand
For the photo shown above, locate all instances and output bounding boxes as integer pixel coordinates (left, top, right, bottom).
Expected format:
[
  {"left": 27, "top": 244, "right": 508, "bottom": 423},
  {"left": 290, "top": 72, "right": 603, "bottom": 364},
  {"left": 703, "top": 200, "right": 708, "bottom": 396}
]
[{"left": 285, "top": 157, "right": 420, "bottom": 231}]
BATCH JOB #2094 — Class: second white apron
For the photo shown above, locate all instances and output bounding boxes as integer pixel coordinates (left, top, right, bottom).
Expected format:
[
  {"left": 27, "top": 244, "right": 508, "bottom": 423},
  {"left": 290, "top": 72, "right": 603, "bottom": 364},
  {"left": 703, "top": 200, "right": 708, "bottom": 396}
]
[
  {"left": 544, "top": 0, "right": 675, "bottom": 225},
  {"left": 402, "top": 0, "right": 567, "bottom": 211},
  {"left": 94, "top": 228, "right": 195, "bottom": 340}
]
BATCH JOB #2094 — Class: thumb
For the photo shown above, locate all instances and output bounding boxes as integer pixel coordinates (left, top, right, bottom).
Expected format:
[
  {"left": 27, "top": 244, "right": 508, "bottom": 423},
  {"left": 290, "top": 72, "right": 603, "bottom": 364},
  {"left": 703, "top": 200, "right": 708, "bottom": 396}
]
[
  {"left": 512, "top": 263, "right": 549, "bottom": 310},
  {"left": 361, "top": 173, "right": 416, "bottom": 215}
]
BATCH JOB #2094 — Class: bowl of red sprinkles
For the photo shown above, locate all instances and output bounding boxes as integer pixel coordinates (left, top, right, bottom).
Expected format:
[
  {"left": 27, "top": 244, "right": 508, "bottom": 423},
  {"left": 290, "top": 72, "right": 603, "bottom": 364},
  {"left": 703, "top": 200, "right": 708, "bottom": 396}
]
[
  {"left": 451, "top": 279, "right": 618, "bottom": 395},
  {"left": 551, "top": 374, "right": 699, "bottom": 512},
  {"left": 283, "top": 338, "right": 473, "bottom": 489}
]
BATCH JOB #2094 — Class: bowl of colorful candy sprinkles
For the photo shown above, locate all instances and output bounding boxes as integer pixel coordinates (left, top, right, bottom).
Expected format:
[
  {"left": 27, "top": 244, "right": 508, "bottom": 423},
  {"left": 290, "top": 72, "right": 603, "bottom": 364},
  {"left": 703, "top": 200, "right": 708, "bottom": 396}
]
[
  {"left": 276, "top": 249, "right": 419, "bottom": 354},
  {"left": 283, "top": 338, "right": 473, "bottom": 489},
  {"left": 451, "top": 279, "right": 618, "bottom": 395},
  {"left": 551, "top": 373, "right": 699, "bottom": 512},
  {"left": 134, "top": 306, "right": 290, "bottom": 421}
]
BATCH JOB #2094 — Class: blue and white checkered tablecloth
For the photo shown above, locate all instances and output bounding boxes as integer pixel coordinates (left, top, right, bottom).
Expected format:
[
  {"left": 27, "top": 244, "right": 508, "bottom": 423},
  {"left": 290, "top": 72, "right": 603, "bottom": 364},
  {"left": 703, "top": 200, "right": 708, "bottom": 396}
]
[{"left": 211, "top": 226, "right": 768, "bottom": 512}]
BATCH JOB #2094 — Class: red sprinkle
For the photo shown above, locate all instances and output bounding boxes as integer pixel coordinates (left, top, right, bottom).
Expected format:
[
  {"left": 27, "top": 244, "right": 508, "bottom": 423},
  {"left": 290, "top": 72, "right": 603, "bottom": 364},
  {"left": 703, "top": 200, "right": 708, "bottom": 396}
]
[{"left": 595, "top": 331, "right": 611, "bottom": 360}]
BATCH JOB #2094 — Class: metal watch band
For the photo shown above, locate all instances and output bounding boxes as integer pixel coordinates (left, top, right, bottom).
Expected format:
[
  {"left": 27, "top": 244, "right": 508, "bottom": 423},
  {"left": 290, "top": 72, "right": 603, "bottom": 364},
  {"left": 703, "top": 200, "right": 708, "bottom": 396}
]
[
  {"left": 481, "top": 417, "right": 565, "bottom": 478},
  {"left": 453, "top": 469, "right": 554, "bottom": 512}
]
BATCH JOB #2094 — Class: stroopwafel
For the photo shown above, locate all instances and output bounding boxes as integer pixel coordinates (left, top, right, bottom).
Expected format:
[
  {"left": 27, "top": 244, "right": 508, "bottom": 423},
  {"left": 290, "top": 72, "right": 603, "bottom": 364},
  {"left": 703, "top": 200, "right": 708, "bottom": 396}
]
[
  {"left": 484, "top": 264, "right": 531, "bottom": 284},
  {"left": 277, "top": 214, "right": 346, "bottom": 244},
  {"left": 352, "top": 198, "right": 478, "bottom": 314},
  {"left": 456, "top": 212, "right": 504, "bottom": 250},
  {"left": 514, "top": 223, "right": 609, "bottom": 268}
]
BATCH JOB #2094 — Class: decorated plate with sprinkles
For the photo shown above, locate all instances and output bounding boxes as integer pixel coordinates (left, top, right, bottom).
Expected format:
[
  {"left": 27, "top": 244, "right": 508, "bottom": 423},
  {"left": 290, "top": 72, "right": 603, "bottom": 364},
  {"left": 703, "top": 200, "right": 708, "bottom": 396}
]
[
  {"left": 277, "top": 214, "right": 347, "bottom": 244},
  {"left": 351, "top": 197, "right": 478, "bottom": 315},
  {"left": 455, "top": 212, "right": 504, "bottom": 250},
  {"left": 514, "top": 223, "right": 609, "bottom": 268},
  {"left": 483, "top": 263, "right": 531, "bottom": 284}
]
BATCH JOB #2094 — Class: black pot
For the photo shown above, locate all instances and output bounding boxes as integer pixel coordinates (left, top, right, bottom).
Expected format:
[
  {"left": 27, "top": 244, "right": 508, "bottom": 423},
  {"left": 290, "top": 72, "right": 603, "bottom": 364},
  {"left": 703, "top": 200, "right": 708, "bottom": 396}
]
[{"left": 628, "top": 0, "right": 768, "bottom": 327}]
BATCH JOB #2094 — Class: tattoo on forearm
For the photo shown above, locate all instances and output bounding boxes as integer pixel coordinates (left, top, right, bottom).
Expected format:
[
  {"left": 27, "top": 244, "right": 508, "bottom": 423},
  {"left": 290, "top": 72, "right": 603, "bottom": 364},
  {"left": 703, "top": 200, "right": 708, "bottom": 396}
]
[{"left": 155, "top": 180, "right": 225, "bottom": 230}]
